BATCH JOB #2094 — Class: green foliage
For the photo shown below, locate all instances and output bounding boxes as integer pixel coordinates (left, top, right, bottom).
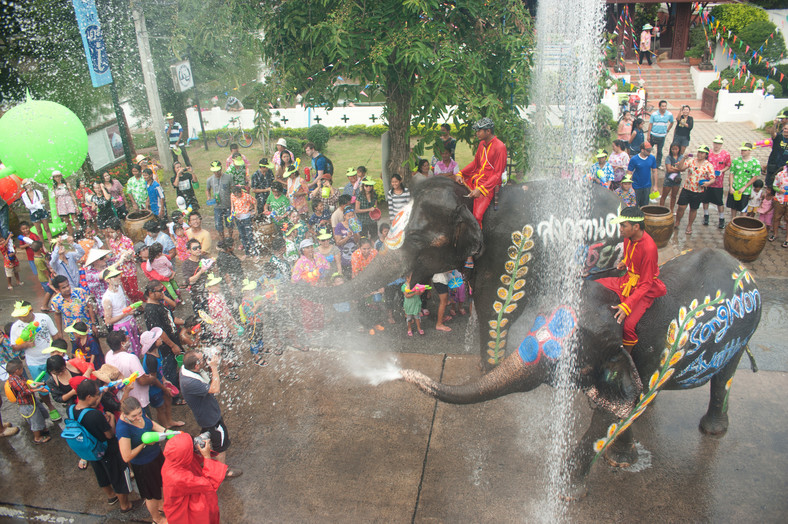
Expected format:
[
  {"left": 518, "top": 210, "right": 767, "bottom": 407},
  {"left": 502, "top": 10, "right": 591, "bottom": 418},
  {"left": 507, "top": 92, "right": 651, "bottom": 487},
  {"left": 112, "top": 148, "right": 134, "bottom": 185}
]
[
  {"left": 281, "top": 137, "right": 306, "bottom": 155},
  {"left": 633, "top": 4, "right": 659, "bottom": 37},
  {"left": 706, "top": 68, "right": 784, "bottom": 98},
  {"left": 738, "top": 21, "right": 786, "bottom": 74},
  {"left": 594, "top": 104, "right": 615, "bottom": 149},
  {"left": 685, "top": 48, "right": 703, "bottom": 59},
  {"left": 257, "top": 0, "right": 534, "bottom": 175},
  {"left": 709, "top": 4, "right": 768, "bottom": 35},
  {"left": 306, "top": 124, "right": 330, "bottom": 151},
  {"left": 747, "top": 0, "right": 784, "bottom": 7}
]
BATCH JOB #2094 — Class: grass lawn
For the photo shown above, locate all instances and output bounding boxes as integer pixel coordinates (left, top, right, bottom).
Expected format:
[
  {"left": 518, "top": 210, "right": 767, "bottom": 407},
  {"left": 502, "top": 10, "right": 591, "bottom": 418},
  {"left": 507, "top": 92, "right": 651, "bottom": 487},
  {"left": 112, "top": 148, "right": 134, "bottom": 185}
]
[{"left": 141, "top": 134, "right": 476, "bottom": 213}]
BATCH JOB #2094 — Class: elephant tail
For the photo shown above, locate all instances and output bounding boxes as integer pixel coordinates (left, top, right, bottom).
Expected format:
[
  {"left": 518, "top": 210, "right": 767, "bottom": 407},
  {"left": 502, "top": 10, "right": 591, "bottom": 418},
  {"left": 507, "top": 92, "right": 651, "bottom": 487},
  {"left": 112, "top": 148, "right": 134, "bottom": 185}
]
[{"left": 400, "top": 351, "right": 538, "bottom": 405}]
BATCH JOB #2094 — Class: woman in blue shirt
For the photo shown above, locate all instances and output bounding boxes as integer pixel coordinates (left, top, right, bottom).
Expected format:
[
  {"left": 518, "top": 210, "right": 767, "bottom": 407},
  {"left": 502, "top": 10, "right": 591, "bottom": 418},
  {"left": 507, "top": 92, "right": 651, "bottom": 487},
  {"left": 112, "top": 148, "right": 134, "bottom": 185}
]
[
  {"left": 629, "top": 118, "right": 645, "bottom": 156},
  {"left": 116, "top": 396, "right": 167, "bottom": 524}
]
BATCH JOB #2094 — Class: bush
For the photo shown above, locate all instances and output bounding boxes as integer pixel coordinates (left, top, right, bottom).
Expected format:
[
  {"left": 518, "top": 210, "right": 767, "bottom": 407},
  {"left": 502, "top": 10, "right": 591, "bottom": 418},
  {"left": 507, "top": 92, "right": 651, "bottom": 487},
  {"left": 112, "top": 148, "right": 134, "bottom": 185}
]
[
  {"left": 706, "top": 68, "right": 784, "bottom": 98},
  {"left": 709, "top": 4, "right": 768, "bottom": 35},
  {"left": 739, "top": 21, "right": 786, "bottom": 78},
  {"left": 281, "top": 136, "right": 306, "bottom": 155},
  {"left": 594, "top": 104, "right": 615, "bottom": 149},
  {"left": 306, "top": 123, "right": 330, "bottom": 151}
]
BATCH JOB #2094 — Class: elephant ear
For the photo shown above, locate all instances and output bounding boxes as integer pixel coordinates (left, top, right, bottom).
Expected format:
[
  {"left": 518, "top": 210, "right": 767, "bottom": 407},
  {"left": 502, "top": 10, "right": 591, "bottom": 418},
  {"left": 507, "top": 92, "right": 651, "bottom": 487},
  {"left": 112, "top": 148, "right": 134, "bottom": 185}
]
[{"left": 584, "top": 348, "right": 643, "bottom": 419}]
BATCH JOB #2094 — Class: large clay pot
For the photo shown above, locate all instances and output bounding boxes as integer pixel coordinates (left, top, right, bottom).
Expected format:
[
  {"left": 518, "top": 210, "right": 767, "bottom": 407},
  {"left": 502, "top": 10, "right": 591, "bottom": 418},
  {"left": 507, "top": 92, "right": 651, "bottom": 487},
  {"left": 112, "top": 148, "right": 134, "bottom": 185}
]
[
  {"left": 724, "top": 216, "right": 767, "bottom": 262},
  {"left": 641, "top": 205, "right": 674, "bottom": 248},
  {"left": 125, "top": 210, "right": 154, "bottom": 244},
  {"left": 254, "top": 221, "right": 279, "bottom": 252}
]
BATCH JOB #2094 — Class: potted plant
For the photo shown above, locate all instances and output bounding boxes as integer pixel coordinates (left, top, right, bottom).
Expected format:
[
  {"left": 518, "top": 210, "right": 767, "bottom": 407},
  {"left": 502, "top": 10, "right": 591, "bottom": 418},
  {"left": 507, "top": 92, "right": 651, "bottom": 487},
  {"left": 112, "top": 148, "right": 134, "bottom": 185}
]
[{"left": 686, "top": 47, "right": 702, "bottom": 66}]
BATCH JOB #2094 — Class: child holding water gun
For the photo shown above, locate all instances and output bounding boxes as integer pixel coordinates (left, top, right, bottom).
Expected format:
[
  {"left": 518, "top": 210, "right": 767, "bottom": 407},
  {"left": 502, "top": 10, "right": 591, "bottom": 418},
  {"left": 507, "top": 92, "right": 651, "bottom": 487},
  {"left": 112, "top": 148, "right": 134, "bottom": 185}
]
[
  {"left": 402, "top": 273, "right": 427, "bottom": 337},
  {"left": 5, "top": 358, "right": 51, "bottom": 443},
  {"left": 145, "top": 243, "right": 179, "bottom": 301},
  {"left": 65, "top": 321, "right": 105, "bottom": 368}
]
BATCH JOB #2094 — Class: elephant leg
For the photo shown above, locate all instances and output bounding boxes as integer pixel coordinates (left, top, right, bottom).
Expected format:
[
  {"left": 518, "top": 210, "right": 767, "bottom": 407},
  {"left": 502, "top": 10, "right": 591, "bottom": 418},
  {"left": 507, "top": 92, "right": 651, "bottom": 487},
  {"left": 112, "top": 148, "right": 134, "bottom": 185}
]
[
  {"left": 564, "top": 407, "right": 618, "bottom": 500},
  {"left": 699, "top": 348, "right": 745, "bottom": 436},
  {"left": 604, "top": 426, "right": 638, "bottom": 468}
]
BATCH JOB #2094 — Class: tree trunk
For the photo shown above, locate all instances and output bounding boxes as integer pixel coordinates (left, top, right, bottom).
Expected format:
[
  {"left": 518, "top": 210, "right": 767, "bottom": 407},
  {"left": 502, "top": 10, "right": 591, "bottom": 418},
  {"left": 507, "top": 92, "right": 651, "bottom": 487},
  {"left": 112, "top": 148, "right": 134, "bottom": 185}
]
[{"left": 385, "top": 71, "right": 412, "bottom": 185}]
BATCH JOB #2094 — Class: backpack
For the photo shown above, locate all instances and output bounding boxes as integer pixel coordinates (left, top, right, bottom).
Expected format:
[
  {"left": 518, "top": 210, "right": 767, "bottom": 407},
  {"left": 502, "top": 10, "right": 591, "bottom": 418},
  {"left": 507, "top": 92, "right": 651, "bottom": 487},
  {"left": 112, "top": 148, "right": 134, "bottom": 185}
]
[
  {"left": 316, "top": 154, "right": 334, "bottom": 176},
  {"left": 61, "top": 405, "right": 107, "bottom": 461}
]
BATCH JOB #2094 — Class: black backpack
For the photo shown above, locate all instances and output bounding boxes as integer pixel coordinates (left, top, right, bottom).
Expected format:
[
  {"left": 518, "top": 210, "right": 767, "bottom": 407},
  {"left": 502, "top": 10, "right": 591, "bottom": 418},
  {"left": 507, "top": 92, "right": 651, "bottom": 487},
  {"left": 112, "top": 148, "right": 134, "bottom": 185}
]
[{"left": 316, "top": 154, "right": 334, "bottom": 176}]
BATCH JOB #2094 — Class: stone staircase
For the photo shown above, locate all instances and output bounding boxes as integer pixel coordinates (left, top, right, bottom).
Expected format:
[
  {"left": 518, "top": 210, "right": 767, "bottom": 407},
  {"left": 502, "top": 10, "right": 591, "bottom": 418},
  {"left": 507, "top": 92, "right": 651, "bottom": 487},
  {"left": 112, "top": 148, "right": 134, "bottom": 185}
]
[{"left": 611, "top": 59, "right": 712, "bottom": 121}]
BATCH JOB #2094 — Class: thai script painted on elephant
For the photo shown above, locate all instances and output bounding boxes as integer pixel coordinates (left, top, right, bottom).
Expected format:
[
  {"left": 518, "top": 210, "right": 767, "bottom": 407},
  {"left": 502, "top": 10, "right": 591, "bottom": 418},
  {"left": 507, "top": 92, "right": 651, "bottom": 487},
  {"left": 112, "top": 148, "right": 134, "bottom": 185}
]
[
  {"left": 536, "top": 213, "right": 618, "bottom": 246},
  {"left": 676, "top": 335, "right": 752, "bottom": 387},
  {"left": 517, "top": 305, "right": 576, "bottom": 365},
  {"left": 686, "top": 288, "right": 761, "bottom": 357}
]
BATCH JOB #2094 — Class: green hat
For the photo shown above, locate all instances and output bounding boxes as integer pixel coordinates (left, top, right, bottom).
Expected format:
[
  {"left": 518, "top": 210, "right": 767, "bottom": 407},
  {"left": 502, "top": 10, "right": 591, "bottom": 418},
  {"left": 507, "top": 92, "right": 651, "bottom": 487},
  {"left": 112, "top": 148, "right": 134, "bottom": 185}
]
[
  {"left": 361, "top": 179, "right": 375, "bottom": 186},
  {"left": 210, "top": 161, "right": 222, "bottom": 172},
  {"left": 233, "top": 157, "right": 245, "bottom": 166},
  {"left": 621, "top": 175, "right": 633, "bottom": 184},
  {"left": 241, "top": 278, "right": 257, "bottom": 292},
  {"left": 595, "top": 149, "right": 608, "bottom": 159},
  {"left": 317, "top": 229, "right": 333, "bottom": 240},
  {"left": 165, "top": 113, "right": 174, "bottom": 119},
  {"left": 712, "top": 135, "right": 724, "bottom": 144},
  {"left": 11, "top": 301, "right": 32, "bottom": 317},
  {"left": 64, "top": 321, "right": 89, "bottom": 336},
  {"left": 777, "top": 111, "right": 788, "bottom": 119},
  {"left": 740, "top": 142, "right": 753, "bottom": 151},
  {"left": 610, "top": 206, "right": 645, "bottom": 224},
  {"left": 346, "top": 167, "right": 358, "bottom": 177},
  {"left": 283, "top": 166, "right": 298, "bottom": 178},
  {"left": 697, "top": 145, "right": 710, "bottom": 154}
]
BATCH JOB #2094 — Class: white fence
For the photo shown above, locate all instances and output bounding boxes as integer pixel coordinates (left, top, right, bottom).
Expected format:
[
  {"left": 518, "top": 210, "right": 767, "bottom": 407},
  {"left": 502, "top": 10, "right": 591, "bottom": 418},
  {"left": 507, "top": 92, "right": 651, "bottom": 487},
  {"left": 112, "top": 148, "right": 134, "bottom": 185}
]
[{"left": 185, "top": 105, "right": 386, "bottom": 136}]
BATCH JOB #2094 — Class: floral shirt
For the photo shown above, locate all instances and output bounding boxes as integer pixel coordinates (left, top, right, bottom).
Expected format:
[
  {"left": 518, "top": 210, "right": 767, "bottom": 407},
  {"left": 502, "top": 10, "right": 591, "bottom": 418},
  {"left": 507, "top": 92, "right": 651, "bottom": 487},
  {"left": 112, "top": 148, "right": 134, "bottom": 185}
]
[
  {"left": 351, "top": 248, "right": 378, "bottom": 277},
  {"left": 83, "top": 266, "right": 109, "bottom": 315},
  {"left": 240, "top": 298, "right": 264, "bottom": 325},
  {"left": 207, "top": 292, "right": 236, "bottom": 339},
  {"left": 286, "top": 176, "right": 309, "bottom": 214},
  {"left": 291, "top": 253, "right": 329, "bottom": 285},
  {"left": 176, "top": 234, "right": 189, "bottom": 261},
  {"left": 682, "top": 159, "right": 715, "bottom": 193},
  {"left": 226, "top": 164, "right": 247, "bottom": 187},
  {"left": 730, "top": 157, "right": 761, "bottom": 196},
  {"left": 107, "top": 235, "right": 136, "bottom": 278},
  {"left": 608, "top": 151, "right": 630, "bottom": 182},
  {"left": 126, "top": 176, "right": 148, "bottom": 208},
  {"left": 707, "top": 149, "right": 731, "bottom": 189},
  {"left": 774, "top": 168, "right": 788, "bottom": 205},
  {"left": 590, "top": 162, "right": 615, "bottom": 188},
  {"left": 230, "top": 192, "right": 256, "bottom": 217},
  {"left": 51, "top": 287, "right": 92, "bottom": 332},
  {"left": 615, "top": 186, "right": 637, "bottom": 207}
]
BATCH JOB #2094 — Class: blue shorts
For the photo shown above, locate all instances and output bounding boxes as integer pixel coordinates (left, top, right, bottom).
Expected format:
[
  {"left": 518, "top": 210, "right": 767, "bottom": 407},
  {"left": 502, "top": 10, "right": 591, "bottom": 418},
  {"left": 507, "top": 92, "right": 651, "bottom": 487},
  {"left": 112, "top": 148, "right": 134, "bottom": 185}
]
[
  {"left": 149, "top": 390, "right": 165, "bottom": 409},
  {"left": 213, "top": 207, "right": 233, "bottom": 234},
  {"left": 30, "top": 208, "right": 51, "bottom": 222},
  {"left": 40, "top": 281, "right": 54, "bottom": 294}
]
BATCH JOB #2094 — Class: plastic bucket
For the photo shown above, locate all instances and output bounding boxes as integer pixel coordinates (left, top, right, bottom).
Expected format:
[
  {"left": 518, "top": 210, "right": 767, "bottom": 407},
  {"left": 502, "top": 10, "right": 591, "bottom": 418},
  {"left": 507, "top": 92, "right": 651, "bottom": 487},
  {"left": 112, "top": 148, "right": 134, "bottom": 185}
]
[{"left": 175, "top": 355, "right": 183, "bottom": 368}]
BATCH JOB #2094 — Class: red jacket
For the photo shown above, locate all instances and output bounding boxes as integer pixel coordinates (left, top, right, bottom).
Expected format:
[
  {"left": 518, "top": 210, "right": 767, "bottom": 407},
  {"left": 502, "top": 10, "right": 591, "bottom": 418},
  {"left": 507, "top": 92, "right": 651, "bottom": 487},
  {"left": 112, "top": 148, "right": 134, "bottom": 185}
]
[
  {"left": 459, "top": 136, "right": 508, "bottom": 197},
  {"left": 162, "top": 433, "right": 227, "bottom": 524},
  {"left": 614, "top": 233, "right": 666, "bottom": 315}
]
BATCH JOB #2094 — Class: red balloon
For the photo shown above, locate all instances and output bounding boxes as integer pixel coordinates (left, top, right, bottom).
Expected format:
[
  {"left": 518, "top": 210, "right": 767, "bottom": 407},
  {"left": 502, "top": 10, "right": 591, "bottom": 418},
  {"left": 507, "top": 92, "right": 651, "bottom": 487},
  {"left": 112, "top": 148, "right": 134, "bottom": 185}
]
[{"left": 0, "top": 175, "right": 24, "bottom": 204}]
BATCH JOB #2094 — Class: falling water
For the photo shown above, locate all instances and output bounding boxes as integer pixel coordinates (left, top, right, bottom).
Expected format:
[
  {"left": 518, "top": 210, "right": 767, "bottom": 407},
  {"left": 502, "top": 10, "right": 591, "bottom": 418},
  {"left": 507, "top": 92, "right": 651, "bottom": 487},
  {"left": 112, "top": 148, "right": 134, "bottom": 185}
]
[{"left": 528, "top": 0, "right": 605, "bottom": 521}]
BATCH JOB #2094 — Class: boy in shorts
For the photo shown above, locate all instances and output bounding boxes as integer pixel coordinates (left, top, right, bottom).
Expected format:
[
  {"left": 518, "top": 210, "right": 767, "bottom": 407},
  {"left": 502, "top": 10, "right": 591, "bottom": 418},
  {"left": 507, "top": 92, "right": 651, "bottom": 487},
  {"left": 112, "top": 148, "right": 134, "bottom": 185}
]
[{"left": 5, "top": 358, "right": 51, "bottom": 443}]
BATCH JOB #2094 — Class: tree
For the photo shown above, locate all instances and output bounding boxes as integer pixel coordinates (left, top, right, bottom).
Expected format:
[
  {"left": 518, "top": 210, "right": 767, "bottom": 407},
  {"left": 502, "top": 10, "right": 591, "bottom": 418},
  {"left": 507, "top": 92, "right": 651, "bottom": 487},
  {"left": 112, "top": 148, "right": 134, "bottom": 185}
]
[{"left": 258, "top": 0, "right": 533, "bottom": 179}]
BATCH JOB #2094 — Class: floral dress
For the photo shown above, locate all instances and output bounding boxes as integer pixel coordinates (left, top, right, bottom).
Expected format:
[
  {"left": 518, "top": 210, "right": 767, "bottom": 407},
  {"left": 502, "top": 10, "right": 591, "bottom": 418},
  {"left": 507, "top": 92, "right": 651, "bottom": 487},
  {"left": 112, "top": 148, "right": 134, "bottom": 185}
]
[
  {"left": 351, "top": 248, "right": 378, "bottom": 277},
  {"left": 76, "top": 188, "right": 96, "bottom": 221},
  {"left": 54, "top": 183, "right": 77, "bottom": 216}
]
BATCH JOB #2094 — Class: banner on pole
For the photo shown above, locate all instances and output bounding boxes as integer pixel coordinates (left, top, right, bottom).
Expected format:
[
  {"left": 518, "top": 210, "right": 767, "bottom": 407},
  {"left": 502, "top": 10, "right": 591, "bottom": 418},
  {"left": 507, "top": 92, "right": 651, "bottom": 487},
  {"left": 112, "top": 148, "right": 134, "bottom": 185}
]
[
  {"left": 170, "top": 60, "right": 195, "bottom": 92},
  {"left": 71, "top": 0, "right": 113, "bottom": 88}
]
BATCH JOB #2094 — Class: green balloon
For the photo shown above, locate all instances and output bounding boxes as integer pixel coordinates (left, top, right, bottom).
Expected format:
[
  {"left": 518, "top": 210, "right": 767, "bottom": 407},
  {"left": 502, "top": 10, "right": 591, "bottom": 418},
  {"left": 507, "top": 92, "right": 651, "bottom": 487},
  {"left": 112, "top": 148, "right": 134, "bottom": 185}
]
[{"left": 0, "top": 95, "right": 88, "bottom": 184}]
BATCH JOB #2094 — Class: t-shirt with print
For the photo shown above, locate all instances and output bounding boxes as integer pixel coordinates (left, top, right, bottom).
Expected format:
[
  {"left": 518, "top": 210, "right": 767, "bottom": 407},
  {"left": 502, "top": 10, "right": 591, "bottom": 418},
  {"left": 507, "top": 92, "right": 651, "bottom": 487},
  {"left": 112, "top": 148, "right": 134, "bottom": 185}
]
[
  {"left": 730, "top": 157, "right": 761, "bottom": 195},
  {"left": 649, "top": 111, "right": 674, "bottom": 137},
  {"left": 10, "top": 313, "right": 58, "bottom": 367},
  {"left": 707, "top": 149, "right": 731, "bottom": 189},
  {"left": 171, "top": 171, "right": 197, "bottom": 206}
]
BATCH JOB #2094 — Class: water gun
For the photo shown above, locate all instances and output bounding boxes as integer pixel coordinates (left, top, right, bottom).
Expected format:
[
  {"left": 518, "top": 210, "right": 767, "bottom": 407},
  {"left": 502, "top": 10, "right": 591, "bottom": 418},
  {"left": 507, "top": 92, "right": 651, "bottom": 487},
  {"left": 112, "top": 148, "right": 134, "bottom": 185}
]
[
  {"left": 141, "top": 430, "right": 182, "bottom": 444},
  {"left": 99, "top": 372, "right": 139, "bottom": 392},
  {"left": 304, "top": 270, "right": 320, "bottom": 283},
  {"left": 122, "top": 301, "right": 144, "bottom": 315},
  {"left": 198, "top": 258, "right": 214, "bottom": 271},
  {"left": 26, "top": 370, "right": 50, "bottom": 392},
  {"left": 17, "top": 235, "right": 34, "bottom": 245},
  {"left": 26, "top": 380, "right": 50, "bottom": 393},
  {"left": 15, "top": 321, "right": 40, "bottom": 345},
  {"left": 190, "top": 322, "right": 202, "bottom": 334},
  {"left": 754, "top": 139, "right": 772, "bottom": 148},
  {"left": 405, "top": 284, "right": 432, "bottom": 294},
  {"left": 226, "top": 209, "right": 237, "bottom": 224}
]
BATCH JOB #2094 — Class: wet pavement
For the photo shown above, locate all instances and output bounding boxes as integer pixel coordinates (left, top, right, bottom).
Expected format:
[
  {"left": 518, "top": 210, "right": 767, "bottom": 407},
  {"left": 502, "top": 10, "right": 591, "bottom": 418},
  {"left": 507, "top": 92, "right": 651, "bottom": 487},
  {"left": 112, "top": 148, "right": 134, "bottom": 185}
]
[{"left": 2, "top": 121, "right": 787, "bottom": 521}]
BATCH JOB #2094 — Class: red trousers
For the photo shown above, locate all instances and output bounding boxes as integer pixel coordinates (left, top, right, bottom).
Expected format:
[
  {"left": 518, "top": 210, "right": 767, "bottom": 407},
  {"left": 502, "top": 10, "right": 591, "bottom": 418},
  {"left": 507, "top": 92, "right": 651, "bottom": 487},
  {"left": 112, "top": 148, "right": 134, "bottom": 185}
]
[
  {"left": 472, "top": 193, "right": 494, "bottom": 228},
  {"left": 596, "top": 277, "right": 659, "bottom": 346}
]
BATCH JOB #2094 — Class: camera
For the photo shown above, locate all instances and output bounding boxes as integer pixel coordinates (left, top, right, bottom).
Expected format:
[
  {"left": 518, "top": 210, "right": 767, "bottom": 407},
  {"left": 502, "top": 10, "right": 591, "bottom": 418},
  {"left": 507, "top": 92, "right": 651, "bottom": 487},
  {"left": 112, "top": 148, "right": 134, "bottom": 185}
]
[{"left": 193, "top": 432, "right": 211, "bottom": 452}]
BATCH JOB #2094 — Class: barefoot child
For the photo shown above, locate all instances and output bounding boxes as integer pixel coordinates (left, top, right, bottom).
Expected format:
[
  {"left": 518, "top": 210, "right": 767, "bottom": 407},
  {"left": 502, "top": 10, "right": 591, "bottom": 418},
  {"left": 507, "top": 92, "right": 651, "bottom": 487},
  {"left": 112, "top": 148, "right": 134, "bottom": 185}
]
[
  {"left": 5, "top": 358, "right": 51, "bottom": 443},
  {"left": 402, "top": 274, "right": 426, "bottom": 336},
  {"left": 1, "top": 234, "right": 23, "bottom": 290},
  {"left": 31, "top": 241, "right": 55, "bottom": 311}
]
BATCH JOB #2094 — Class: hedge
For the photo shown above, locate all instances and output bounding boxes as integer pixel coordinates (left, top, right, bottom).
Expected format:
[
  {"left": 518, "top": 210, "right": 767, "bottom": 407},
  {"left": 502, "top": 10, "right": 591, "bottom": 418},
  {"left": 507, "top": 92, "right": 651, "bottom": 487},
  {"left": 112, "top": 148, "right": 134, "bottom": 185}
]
[{"left": 707, "top": 68, "right": 784, "bottom": 98}]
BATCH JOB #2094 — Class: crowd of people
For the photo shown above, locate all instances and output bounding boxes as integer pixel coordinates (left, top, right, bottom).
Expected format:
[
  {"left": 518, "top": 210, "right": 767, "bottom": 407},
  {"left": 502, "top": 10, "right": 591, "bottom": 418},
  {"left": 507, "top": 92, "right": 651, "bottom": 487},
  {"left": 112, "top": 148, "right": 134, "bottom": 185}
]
[{"left": 598, "top": 107, "right": 788, "bottom": 242}]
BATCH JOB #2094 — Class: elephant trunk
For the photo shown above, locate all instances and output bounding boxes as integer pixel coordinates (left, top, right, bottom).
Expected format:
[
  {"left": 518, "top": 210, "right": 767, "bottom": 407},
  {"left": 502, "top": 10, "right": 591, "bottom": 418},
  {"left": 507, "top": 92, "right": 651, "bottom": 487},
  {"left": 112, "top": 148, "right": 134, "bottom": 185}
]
[{"left": 400, "top": 351, "right": 542, "bottom": 405}]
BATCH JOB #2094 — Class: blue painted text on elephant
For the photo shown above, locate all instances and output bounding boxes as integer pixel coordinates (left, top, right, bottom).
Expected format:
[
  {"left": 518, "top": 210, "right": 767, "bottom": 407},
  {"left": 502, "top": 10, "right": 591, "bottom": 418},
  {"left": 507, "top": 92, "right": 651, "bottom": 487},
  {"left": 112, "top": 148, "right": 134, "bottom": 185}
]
[
  {"left": 536, "top": 213, "right": 618, "bottom": 246},
  {"left": 517, "top": 306, "right": 577, "bottom": 365},
  {"left": 676, "top": 334, "right": 754, "bottom": 387},
  {"left": 686, "top": 288, "right": 761, "bottom": 357}
]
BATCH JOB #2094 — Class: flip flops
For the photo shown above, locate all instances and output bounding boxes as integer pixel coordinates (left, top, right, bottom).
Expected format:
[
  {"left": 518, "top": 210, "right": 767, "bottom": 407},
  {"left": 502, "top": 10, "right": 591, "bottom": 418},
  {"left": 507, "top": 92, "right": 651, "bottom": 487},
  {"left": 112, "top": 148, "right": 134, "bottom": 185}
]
[
  {"left": 33, "top": 435, "right": 51, "bottom": 444},
  {"left": 78, "top": 459, "right": 88, "bottom": 470}
]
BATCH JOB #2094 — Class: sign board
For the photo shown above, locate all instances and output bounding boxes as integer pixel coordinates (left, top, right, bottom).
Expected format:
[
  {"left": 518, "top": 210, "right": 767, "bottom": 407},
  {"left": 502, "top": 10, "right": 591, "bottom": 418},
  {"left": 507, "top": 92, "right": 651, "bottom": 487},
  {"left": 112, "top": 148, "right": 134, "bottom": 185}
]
[
  {"left": 170, "top": 60, "right": 194, "bottom": 92},
  {"left": 71, "top": 0, "right": 113, "bottom": 88},
  {"left": 87, "top": 123, "right": 124, "bottom": 170}
]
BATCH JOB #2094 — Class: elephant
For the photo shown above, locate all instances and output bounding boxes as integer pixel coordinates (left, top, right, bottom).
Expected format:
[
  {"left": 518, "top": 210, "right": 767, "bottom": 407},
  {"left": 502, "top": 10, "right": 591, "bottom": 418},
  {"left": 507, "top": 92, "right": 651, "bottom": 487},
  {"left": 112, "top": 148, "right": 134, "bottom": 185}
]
[
  {"left": 315, "top": 176, "right": 626, "bottom": 369},
  {"left": 401, "top": 247, "right": 762, "bottom": 497}
]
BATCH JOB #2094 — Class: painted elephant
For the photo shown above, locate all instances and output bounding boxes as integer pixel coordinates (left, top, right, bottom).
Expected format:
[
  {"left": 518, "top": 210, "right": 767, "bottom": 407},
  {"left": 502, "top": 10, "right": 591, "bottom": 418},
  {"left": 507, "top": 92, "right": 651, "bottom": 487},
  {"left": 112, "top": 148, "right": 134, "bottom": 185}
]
[
  {"left": 314, "top": 176, "right": 625, "bottom": 369},
  {"left": 401, "top": 248, "right": 762, "bottom": 496}
]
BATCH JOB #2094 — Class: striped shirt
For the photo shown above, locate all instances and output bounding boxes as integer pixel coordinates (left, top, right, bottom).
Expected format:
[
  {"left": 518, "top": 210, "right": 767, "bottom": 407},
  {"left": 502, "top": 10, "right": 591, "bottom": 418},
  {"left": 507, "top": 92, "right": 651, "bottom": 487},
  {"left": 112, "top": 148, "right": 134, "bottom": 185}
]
[
  {"left": 387, "top": 189, "right": 411, "bottom": 223},
  {"left": 165, "top": 122, "right": 183, "bottom": 145}
]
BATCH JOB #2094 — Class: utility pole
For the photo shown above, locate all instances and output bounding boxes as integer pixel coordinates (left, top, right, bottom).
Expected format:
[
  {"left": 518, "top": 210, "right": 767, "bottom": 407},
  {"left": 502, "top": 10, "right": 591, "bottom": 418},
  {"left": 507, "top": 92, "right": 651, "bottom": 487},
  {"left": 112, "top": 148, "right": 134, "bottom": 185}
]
[{"left": 131, "top": 1, "right": 171, "bottom": 172}]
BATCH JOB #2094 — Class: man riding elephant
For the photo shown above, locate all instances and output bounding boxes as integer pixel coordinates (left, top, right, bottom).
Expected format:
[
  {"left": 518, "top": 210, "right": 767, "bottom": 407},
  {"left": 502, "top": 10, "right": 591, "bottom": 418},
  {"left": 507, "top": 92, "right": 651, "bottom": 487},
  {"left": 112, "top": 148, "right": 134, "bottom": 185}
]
[
  {"left": 455, "top": 117, "right": 507, "bottom": 269},
  {"left": 596, "top": 206, "right": 666, "bottom": 353}
]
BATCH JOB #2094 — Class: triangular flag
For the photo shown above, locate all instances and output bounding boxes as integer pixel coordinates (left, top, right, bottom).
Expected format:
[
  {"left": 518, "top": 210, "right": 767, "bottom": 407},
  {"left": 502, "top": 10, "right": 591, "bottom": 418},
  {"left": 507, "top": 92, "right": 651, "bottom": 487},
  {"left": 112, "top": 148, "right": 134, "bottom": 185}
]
[
  {"left": 781, "top": 73, "right": 785, "bottom": 83},
  {"left": 745, "top": 45, "right": 749, "bottom": 53}
]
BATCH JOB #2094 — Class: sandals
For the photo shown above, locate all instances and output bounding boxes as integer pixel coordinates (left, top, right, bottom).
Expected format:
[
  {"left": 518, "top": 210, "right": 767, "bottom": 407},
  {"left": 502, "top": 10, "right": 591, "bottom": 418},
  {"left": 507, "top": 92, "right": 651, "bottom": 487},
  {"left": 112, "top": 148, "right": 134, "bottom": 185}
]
[
  {"left": 174, "top": 398, "right": 187, "bottom": 406},
  {"left": 34, "top": 435, "right": 51, "bottom": 444},
  {"left": 224, "top": 372, "right": 240, "bottom": 381},
  {"left": 436, "top": 325, "right": 451, "bottom": 332},
  {"left": 418, "top": 329, "right": 425, "bottom": 335},
  {"left": 254, "top": 357, "right": 268, "bottom": 367},
  {"left": 443, "top": 315, "right": 453, "bottom": 322},
  {"left": 407, "top": 330, "right": 413, "bottom": 337},
  {"left": 78, "top": 458, "right": 88, "bottom": 470},
  {"left": 768, "top": 235, "right": 776, "bottom": 242},
  {"left": 226, "top": 468, "right": 243, "bottom": 479},
  {"left": 782, "top": 241, "right": 788, "bottom": 248},
  {"left": 685, "top": 228, "right": 693, "bottom": 235}
]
